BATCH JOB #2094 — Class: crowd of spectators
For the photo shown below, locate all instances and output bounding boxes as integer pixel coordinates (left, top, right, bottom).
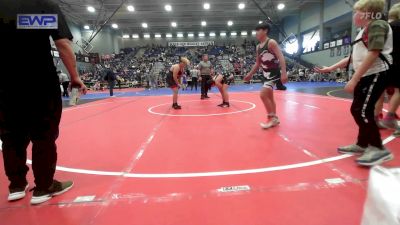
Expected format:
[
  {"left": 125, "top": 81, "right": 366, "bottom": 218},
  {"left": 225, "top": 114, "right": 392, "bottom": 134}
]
[{"left": 75, "top": 40, "right": 348, "bottom": 90}]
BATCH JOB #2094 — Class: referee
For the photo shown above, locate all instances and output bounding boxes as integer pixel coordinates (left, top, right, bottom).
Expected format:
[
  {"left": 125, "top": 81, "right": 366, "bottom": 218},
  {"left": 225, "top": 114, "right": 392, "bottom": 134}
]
[
  {"left": 198, "top": 54, "right": 213, "bottom": 99},
  {"left": 0, "top": 0, "right": 87, "bottom": 205}
]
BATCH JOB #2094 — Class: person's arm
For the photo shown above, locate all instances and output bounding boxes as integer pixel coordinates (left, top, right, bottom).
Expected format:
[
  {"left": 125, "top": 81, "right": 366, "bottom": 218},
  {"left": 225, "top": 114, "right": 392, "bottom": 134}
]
[
  {"left": 269, "top": 39, "right": 288, "bottom": 83},
  {"left": 344, "top": 51, "right": 379, "bottom": 92},
  {"left": 315, "top": 57, "right": 350, "bottom": 73},
  {"left": 172, "top": 65, "right": 181, "bottom": 87},
  {"left": 49, "top": 2, "right": 87, "bottom": 93},
  {"left": 55, "top": 39, "right": 87, "bottom": 94},
  {"left": 244, "top": 48, "right": 260, "bottom": 81}
]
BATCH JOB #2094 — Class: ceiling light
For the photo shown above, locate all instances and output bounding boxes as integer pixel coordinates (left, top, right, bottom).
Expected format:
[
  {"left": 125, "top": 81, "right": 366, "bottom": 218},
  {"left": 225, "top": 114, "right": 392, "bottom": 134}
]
[
  {"left": 220, "top": 32, "right": 227, "bottom": 36},
  {"left": 87, "top": 6, "right": 95, "bottom": 13},
  {"left": 83, "top": 25, "right": 90, "bottom": 30},
  {"left": 171, "top": 22, "right": 177, "bottom": 27},
  {"left": 127, "top": 5, "right": 135, "bottom": 12},
  {"left": 111, "top": 23, "right": 118, "bottom": 29},
  {"left": 231, "top": 32, "right": 237, "bottom": 36},
  {"left": 199, "top": 32, "right": 205, "bottom": 37},
  {"left": 252, "top": 31, "right": 256, "bottom": 35},
  {"left": 144, "top": 34, "right": 150, "bottom": 39},
  {"left": 259, "top": 21, "right": 263, "bottom": 24},
  {"left": 277, "top": 3, "right": 285, "bottom": 10},
  {"left": 142, "top": 23, "right": 148, "bottom": 28},
  {"left": 201, "top": 21, "right": 207, "bottom": 26},
  {"left": 165, "top": 4, "right": 172, "bottom": 11},
  {"left": 227, "top": 21, "right": 233, "bottom": 26},
  {"left": 209, "top": 32, "right": 216, "bottom": 37},
  {"left": 166, "top": 33, "right": 172, "bottom": 38},
  {"left": 238, "top": 3, "right": 245, "bottom": 9},
  {"left": 155, "top": 34, "right": 162, "bottom": 38},
  {"left": 241, "top": 31, "right": 248, "bottom": 36},
  {"left": 132, "top": 34, "right": 139, "bottom": 39},
  {"left": 203, "top": 3, "right": 210, "bottom": 10},
  {"left": 188, "top": 33, "right": 194, "bottom": 37},
  {"left": 123, "top": 34, "right": 130, "bottom": 39},
  {"left": 177, "top": 33, "right": 184, "bottom": 38}
]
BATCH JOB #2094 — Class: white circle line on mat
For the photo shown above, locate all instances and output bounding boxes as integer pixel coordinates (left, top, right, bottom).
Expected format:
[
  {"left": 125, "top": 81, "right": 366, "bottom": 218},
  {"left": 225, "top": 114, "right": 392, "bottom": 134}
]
[
  {"left": 148, "top": 100, "right": 256, "bottom": 117},
  {"left": 23, "top": 134, "right": 397, "bottom": 178}
]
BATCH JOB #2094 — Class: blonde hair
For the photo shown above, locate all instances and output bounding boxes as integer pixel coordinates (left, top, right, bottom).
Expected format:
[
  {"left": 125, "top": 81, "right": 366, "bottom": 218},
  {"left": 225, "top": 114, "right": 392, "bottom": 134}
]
[
  {"left": 389, "top": 3, "right": 400, "bottom": 20},
  {"left": 180, "top": 57, "right": 190, "bottom": 66},
  {"left": 354, "top": 0, "right": 385, "bottom": 13}
]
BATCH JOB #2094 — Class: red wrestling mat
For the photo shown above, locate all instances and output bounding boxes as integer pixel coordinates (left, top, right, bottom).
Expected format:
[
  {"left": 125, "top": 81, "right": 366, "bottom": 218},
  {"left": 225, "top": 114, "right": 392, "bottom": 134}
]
[{"left": 0, "top": 91, "right": 399, "bottom": 225}]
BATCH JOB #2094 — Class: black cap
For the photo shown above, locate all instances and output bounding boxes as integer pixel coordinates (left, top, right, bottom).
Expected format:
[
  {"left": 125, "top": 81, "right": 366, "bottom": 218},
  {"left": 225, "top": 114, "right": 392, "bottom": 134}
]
[{"left": 255, "top": 22, "right": 271, "bottom": 31}]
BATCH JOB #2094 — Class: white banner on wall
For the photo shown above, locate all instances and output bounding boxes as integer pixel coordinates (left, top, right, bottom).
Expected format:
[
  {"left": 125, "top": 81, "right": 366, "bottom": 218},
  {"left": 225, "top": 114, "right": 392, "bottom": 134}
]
[{"left": 168, "top": 41, "right": 215, "bottom": 47}]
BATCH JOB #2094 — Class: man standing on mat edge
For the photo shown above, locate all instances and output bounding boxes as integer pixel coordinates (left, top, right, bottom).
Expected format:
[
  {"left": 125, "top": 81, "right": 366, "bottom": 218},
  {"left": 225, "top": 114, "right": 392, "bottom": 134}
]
[
  {"left": 244, "top": 22, "right": 288, "bottom": 129},
  {"left": 214, "top": 71, "right": 234, "bottom": 108},
  {"left": 198, "top": 54, "right": 213, "bottom": 100},
  {"left": 0, "top": 0, "right": 87, "bottom": 205},
  {"left": 166, "top": 57, "right": 190, "bottom": 109}
]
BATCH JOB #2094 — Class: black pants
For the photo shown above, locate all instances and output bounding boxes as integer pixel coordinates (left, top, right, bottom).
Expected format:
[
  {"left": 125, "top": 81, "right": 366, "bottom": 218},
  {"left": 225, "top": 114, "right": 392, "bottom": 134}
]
[
  {"left": 351, "top": 72, "right": 388, "bottom": 148},
  {"left": 62, "top": 81, "right": 70, "bottom": 97},
  {"left": 0, "top": 86, "right": 62, "bottom": 190},
  {"left": 191, "top": 77, "right": 198, "bottom": 91},
  {"left": 108, "top": 80, "right": 115, "bottom": 96},
  {"left": 201, "top": 75, "right": 211, "bottom": 96}
]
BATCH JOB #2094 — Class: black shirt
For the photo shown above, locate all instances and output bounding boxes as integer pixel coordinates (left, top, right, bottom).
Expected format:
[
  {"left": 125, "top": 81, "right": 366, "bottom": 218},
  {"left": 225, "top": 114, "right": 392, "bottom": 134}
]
[
  {"left": 104, "top": 69, "right": 116, "bottom": 82},
  {"left": 0, "top": 0, "right": 73, "bottom": 90},
  {"left": 390, "top": 20, "right": 400, "bottom": 66}
]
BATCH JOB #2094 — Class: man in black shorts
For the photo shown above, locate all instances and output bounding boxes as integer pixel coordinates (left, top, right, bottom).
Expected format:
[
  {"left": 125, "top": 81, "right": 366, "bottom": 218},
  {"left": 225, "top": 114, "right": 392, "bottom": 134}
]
[
  {"left": 0, "top": 0, "right": 87, "bottom": 204},
  {"left": 244, "top": 22, "right": 288, "bottom": 129},
  {"left": 214, "top": 71, "right": 234, "bottom": 107}
]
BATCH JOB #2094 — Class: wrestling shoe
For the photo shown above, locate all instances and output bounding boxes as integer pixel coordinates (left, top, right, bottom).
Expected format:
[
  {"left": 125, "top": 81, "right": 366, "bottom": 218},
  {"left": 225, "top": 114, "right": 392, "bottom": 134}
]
[
  {"left": 172, "top": 103, "right": 182, "bottom": 110},
  {"left": 356, "top": 147, "right": 394, "bottom": 166},
  {"left": 31, "top": 180, "right": 73, "bottom": 205},
  {"left": 394, "top": 129, "right": 400, "bottom": 137},
  {"left": 260, "top": 116, "right": 280, "bottom": 129},
  {"left": 217, "top": 102, "right": 230, "bottom": 108},
  {"left": 8, "top": 184, "right": 29, "bottom": 201},
  {"left": 337, "top": 144, "right": 366, "bottom": 155},
  {"left": 378, "top": 116, "right": 399, "bottom": 130}
]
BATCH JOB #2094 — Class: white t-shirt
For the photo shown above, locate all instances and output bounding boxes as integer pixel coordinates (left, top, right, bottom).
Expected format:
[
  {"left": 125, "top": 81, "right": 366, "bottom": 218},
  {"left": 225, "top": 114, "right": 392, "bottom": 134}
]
[{"left": 352, "top": 25, "right": 393, "bottom": 77}]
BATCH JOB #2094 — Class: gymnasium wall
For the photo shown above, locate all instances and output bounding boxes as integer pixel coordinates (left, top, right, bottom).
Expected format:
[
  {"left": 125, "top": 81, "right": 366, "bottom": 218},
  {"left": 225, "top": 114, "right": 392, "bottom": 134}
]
[
  {"left": 81, "top": 28, "right": 120, "bottom": 54},
  {"left": 300, "top": 47, "right": 349, "bottom": 66},
  {"left": 119, "top": 36, "right": 257, "bottom": 49},
  {"left": 67, "top": 22, "right": 83, "bottom": 53},
  {"left": 323, "top": 0, "right": 352, "bottom": 22},
  {"left": 282, "top": 0, "right": 353, "bottom": 66}
]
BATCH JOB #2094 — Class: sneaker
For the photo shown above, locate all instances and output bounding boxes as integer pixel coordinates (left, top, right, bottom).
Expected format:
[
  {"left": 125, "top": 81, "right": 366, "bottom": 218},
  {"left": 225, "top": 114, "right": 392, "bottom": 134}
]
[
  {"left": 337, "top": 144, "right": 366, "bottom": 155},
  {"left": 217, "top": 102, "right": 230, "bottom": 108},
  {"left": 356, "top": 147, "right": 394, "bottom": 166},
  {"left": 378, "top": 117, "right": 399, "bottom": 130},
  {"left": 205, "top": 95, "right": 210, "bottom": 99},
  {"left": 172, "top": 104, "right": 182, "bottom": 110},
  {"left": 201, "top": 95, "right": 205, "bottom": 100},
  {"left": 8, "top": 184, "right": 29, "bottom": 201},
  {"left": 260, "top": 117, "right": 280, "bottom": 129},
  {"left": 30, "top": 180, "right": 74, "bottom": 205}
]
